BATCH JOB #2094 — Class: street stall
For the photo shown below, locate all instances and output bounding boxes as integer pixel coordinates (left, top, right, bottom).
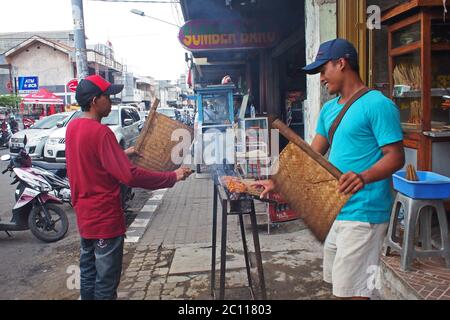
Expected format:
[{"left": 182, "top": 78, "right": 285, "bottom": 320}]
[
  {"left": 206, "top": 117, "right": 352, "bottom": 299},
  {"left": 21, "top": 88, "right": 64, "bottom": 128},
  {"left": 381, "top": 2, "right": 450, "bottom": 178},
  {"left": 210, "top": 165, "right": 267, "bottom": 300}
]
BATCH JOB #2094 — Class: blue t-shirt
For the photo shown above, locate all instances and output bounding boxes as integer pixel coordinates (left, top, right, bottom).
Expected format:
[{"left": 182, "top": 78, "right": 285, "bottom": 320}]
[{"left": 316, "top": 90, "right": 403, "bottom": 224}]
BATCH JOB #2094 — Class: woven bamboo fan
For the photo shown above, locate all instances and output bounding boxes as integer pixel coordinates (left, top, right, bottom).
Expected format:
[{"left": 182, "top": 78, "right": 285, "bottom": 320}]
[
  {"left": 133, "top": 99, "right": 194, "bottom": 172},
  {"left": 271, "top": 120, "right": 351, "bottom": 242}
]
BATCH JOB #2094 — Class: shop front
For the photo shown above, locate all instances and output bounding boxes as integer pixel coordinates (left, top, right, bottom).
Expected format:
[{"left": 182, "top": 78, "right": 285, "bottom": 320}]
[
  {"left": 180, "top": 0, "right": 306, "bottom": 139},
  {"left": 335, "top": 0, "right": 450, "bottom": 178}
]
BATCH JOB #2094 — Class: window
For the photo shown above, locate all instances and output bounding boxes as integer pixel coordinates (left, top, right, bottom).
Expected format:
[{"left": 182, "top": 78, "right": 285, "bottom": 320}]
[
  {"left": 121, "top": 108, "right": 134, "bottom": 126},
  {"left": 129, "top": 108, "right": 141, "bottom": 122}
]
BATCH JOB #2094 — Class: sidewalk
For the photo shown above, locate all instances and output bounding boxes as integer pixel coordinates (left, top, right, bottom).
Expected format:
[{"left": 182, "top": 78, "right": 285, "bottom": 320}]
[{"left": 117, "top": 176, "right": 333, "bottom": 300}]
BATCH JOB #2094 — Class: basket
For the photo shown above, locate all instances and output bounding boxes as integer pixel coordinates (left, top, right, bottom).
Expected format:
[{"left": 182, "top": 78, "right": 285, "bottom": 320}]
[
  {"left": 393, "top": 171, "right": 450, "bottom": 200},
  {"left": 270, "top": 120, "right": 351, "bottom": 242},
  {"left": 133, "top": 99, "right": 194, "bottom": 172}
]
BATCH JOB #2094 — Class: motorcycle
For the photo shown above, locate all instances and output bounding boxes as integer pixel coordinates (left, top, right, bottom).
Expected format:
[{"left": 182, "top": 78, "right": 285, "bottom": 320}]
[
  {"left": 17, "top": 160, "right": 72, "bottom": 205},
  {"left": 0, "top": 140, "right": 69, "bottom": 242},
  {"left": 0, "top": 120, "right": 11, "bottom": 148},
  {"left": 9, "top": 119, "right": 19, "bottom": 134},
  {"left": 17, "top": 158, "right": 133, "bottom": 213}
]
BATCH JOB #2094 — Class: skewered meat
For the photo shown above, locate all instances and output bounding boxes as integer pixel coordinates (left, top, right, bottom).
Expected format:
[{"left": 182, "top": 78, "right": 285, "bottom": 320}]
[{"left": 221, "top": 176, "right": 247, "bottom": 193}]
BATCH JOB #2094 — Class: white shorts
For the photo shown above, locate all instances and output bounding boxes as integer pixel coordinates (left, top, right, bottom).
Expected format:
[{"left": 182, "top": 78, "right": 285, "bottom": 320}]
[{"left": 323, "top": 220, "right": 388, "bottom": 298}]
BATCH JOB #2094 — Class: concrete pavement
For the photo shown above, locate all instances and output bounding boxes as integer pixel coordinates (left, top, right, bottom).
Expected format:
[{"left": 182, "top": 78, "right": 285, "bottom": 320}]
[{"left": 117, "top": 175, "right": 334, "bottom": 300}]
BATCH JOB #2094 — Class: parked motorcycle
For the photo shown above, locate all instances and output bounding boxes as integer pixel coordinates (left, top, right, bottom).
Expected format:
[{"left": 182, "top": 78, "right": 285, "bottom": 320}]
[
  {"left": 0, "top": 140, "right": 69, "bottom": 242},
  {"left": 17, "top": 159, "right": 133, "bottom": 213},
  {"left": 0, "top": 120, "right": 11, "bottom": 148},
  {"left": 16, "top": 160, "right": 71, "bottom": 205},
  {"left": 9, "top": 117, "right": 19, "bottom": 134}
]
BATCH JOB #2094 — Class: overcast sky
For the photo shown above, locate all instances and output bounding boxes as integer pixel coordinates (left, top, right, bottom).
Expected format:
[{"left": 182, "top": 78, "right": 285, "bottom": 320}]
[{"left": 0, "top": 0, "right": 188, "bottom": 80}]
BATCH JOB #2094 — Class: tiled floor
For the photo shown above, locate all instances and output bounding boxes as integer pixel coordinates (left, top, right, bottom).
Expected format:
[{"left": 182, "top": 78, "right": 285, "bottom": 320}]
[{"left": 381, "top": 254, "right": 450, "bottom": 300}]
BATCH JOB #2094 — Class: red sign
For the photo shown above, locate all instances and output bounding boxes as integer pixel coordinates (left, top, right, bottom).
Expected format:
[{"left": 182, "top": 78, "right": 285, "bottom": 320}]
[
  {"left": 179, "top": 19, "right": 279, "bottom": 52},
  {"left": 66, "top": 79, "right": 78, "bottom": 92},
  {"left": 267, "top": 193, "right": 300, "bottom": 223},
  {"left": 6, "top": 80, "right": 12, "bottom": 93}
]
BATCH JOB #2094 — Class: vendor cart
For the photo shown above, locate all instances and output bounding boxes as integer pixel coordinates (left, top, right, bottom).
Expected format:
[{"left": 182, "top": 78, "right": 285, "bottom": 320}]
[{"left": 194, "top": 85, "right": 235, "bottom": 172}]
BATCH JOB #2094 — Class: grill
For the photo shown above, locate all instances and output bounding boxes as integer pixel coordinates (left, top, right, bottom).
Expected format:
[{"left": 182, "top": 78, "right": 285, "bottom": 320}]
[
  {"left": 56, "top": 151, "right": 65, "bottom": 158},
  {"left": 59, "top": 138, "right": 66, "bottom": 144},
  {"left": 10, "top": 137, "right": 23, "bottom": 143},
  {"left": 209, "top": 164, "right": 267, "bottom": 300}
]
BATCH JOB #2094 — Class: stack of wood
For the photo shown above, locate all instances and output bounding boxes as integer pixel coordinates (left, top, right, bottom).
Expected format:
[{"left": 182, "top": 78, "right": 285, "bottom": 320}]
[{"left": 406, "top": 164, "right": 419, "bottom": 181}]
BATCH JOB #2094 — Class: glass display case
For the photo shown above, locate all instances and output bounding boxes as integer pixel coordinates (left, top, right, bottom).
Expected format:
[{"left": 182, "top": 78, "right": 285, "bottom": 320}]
[
  {"left": 235, "top": 117, "right": 270, "bottom": 179},
  {"left": 383, "top": 1, "right": 450, "bottom": 173},
  {"left": 194, "top": 85, "right": 236, "bottom": 170},
  {"left": 201, "top": 93, "right": 232, "bottom": 126},
  {"left": 284, "top": 91, "right": 305, "bottom": 139}
]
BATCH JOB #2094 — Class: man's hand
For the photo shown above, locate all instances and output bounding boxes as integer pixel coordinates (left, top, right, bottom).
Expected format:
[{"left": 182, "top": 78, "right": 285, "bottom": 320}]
[
  {"left": 339, "top": 172, "right": 365, "bottom": 195},
  {"left": 250, "top": 179, "right": 275, "bottom": 199},
  {"left": 124, "top": 146, "right": 143, "bottom": 158},
  {"left": 175, "top": 167, "right": 193, "bottom": 182}
]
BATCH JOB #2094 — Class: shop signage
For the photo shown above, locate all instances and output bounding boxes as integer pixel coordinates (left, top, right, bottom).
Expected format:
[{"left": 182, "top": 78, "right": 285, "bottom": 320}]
[
  {"left": 5, "top": 80, "right": 12, "bottom": 93},
  {"left": 18, "top": 76, "right": 39, "bottom": 92},
  {"left": 66, "top": 79, "right": 79, "bottom": 92},
  {"left": 178, "top": 19, "right": 279, "bottom": 51}
]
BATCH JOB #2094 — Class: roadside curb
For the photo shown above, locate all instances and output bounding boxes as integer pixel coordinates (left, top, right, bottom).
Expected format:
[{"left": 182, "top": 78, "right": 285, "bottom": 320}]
[{"left": 124, "top": 188, "right": 168, "bottom": 244}]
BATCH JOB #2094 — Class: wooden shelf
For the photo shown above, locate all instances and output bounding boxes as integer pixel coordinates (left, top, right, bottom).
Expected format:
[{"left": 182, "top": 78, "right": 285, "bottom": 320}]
[
  {"left": 382, "top": 0, "right": 446, "bottom": 22},
  {"left": 431, "top": 43, "right": 450, "bottom": 51},
  {"left": 393, "top": 88, "right": 450, "bottom": 98},
  {"left": 390, "top": 42, "right": 421, "bottom": 56}
]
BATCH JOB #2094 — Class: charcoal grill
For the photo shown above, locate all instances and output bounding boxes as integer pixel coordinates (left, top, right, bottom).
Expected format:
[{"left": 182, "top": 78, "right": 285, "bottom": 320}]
[{"left": 209, "top": 164, "right": 267, "bottom": 300}]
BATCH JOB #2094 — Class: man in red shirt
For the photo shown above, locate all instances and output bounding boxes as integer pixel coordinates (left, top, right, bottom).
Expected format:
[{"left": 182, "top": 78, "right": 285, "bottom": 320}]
[{"left": 67, "top": 75, "right": 191, "bottom": 300}]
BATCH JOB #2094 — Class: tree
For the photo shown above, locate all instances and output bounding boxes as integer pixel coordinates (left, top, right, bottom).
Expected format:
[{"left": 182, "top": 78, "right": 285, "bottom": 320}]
[{"left": 0, "top": 95, "right": 21, "bottom": 112}]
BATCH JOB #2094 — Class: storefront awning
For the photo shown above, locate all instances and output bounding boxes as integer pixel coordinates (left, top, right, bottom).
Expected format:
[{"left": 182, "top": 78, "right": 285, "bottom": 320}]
[{"left": 22, "top": 88, "right": 64, "bottom": 105}]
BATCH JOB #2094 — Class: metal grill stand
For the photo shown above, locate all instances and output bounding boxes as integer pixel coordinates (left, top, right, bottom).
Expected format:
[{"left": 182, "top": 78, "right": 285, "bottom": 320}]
[{"left": 211, "top": 182, "right": 267, "bottom": 300}]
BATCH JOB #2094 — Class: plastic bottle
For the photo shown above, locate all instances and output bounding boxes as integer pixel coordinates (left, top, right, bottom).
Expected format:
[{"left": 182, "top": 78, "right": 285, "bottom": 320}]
[{"left": 250, "top": 104, "right": 256, "bottom": 118}]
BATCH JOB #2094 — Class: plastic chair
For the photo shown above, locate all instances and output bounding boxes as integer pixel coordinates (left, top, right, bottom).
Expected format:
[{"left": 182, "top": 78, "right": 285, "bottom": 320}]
[{"left": 384, "top": 192, "right": 450, "bottom": 271}]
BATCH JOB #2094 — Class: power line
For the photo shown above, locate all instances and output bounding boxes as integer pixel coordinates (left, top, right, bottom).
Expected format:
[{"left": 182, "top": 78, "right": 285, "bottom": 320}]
[{"left": 170, "top": 2, "right": 181, "bottom": 26}]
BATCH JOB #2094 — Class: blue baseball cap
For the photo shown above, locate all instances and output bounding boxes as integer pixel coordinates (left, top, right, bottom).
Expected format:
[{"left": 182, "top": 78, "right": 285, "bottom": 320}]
[{"left": 302, "top": 38, "right": 358, "bottom": 74}]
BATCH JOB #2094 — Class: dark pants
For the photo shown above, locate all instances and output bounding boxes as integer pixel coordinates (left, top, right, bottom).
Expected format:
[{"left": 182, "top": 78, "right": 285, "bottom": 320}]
[{"left": 80, "top": 235, "right": 124, "bottom": 300}]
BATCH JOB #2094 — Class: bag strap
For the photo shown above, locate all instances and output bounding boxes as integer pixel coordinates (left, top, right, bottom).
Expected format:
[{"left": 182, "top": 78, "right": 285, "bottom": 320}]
[{"left": 328, "top": 87, "right": 371, "bottom": 146}]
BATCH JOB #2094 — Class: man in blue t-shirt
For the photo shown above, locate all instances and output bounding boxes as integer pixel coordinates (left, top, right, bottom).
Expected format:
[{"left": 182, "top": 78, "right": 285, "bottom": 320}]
[{"left": 256, "top": 39, "right": 405, "bottom": 299}]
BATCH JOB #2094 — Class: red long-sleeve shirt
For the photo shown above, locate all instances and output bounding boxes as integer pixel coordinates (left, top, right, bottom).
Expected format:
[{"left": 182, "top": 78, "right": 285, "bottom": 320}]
[{"left": 66, "top": 118, "right": 177, "bottom": 239}]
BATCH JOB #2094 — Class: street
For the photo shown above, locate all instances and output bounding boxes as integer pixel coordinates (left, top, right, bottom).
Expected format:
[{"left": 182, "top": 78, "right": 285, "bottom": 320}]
[
  {"left": 0, "top": 147, "right": 80, "bottom": 299},
  {"left": 0, "top": 147, "right": 148, "bottom": 299}
]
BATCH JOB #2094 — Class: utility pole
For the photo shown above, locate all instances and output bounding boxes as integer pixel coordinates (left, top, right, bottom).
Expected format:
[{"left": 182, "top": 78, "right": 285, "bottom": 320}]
[{"left": 71, "top": 0, "right": 89, "bottom": 80}]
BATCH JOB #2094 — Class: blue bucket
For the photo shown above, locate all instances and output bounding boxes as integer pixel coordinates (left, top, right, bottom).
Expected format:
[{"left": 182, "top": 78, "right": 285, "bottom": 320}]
[{"left": 393, "top": 171, "right": 450, "bottom": 200}]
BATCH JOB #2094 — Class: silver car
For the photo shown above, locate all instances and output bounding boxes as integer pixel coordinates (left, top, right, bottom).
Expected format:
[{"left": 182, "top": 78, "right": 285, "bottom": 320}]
[
  {"left": 44, "top": 106, "right": 143, "bottom": 162},
  {"left": 9, "top": 112, "right": 76, "bottom": 159}
]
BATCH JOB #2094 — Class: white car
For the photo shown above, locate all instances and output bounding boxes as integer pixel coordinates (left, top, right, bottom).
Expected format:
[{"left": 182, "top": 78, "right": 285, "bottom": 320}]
[
  {"left": 44, "top": 105, "right": 143, "bottom": 162},
  {"left": 157, "top": 107, "right": 178, "bottom": 120},
  {"left": 9, "top": 112, "right": 77, "bottom": 159}
]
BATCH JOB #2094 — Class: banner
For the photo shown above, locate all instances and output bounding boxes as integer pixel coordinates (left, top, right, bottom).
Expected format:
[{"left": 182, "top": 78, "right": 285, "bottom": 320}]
[{"left": 179, "top": 19, "right": 279, "bottom": 51}]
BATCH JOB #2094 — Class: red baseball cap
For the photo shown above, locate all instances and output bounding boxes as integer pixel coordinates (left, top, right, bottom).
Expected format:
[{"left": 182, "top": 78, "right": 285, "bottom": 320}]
[{"left": 75, "top": 75, "right": 124, "bottom": 108}]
